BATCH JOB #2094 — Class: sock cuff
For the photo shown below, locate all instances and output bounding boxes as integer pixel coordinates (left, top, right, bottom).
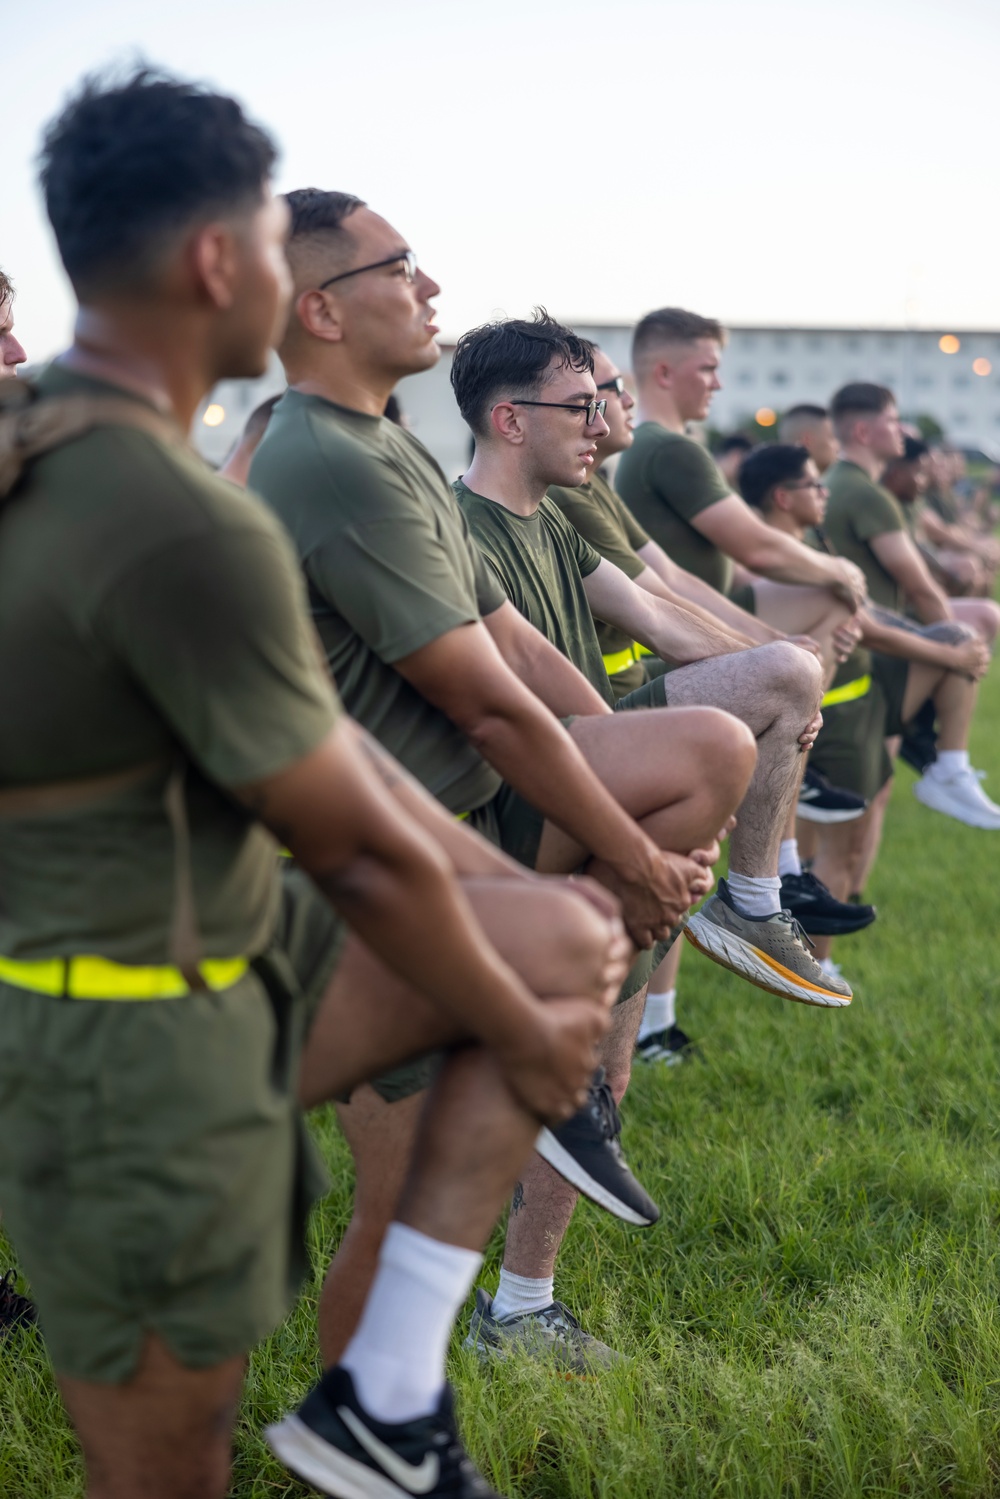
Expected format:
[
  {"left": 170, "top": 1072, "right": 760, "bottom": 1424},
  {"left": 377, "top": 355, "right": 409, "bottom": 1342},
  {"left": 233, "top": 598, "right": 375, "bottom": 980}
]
[{"left": 381, "top": 1222, "right": 482, "bottom": 1297}]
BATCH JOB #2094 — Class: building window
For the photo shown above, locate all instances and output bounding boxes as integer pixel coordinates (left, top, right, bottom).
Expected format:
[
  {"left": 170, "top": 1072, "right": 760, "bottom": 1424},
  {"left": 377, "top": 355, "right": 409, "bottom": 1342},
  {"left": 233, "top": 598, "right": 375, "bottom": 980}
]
[
  {"left": 953, "top": 375, "right": 970, "bottom": 388},
  {"left": 845, "top": 336, "right": 862, "bottom": 352},
  {"left": 806, "top": 335, "right": 824, "bottom": 351},
  {"left": 879, "top": 336, "right": 895, "bottom": 352},
  {"left": 773, "top": 335, "right": 789, "bottom": 350},
  {"left": 736, "top": 370, "right": 753, "bottom": 385},
  {"left": 915, "top": 374, "right": 934, "bottom": 388},
  {"left": 770, "top": 370, "right": 788, "bottom": 386},
  {"left": 742, "top": 335, "right": 757, "bottom": 351}
]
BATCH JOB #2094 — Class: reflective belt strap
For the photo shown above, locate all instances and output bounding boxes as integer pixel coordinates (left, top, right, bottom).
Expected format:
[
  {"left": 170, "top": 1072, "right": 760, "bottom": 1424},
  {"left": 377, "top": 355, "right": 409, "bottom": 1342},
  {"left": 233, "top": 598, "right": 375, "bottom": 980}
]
[
  {"left": 0, "top": 954, "right": 249, "bottom": 1001},
  {"left": 634, "top": 643, "right": 655, "bottom": 659},
  {"left": 821, "top": 674, "right": 872, "bottom": 709},
  {"left": 454, "top": 811, "right": 470, "bottom": 821},
  {"left": 602, "top": 645, "right": 640, "bottom": 675}
]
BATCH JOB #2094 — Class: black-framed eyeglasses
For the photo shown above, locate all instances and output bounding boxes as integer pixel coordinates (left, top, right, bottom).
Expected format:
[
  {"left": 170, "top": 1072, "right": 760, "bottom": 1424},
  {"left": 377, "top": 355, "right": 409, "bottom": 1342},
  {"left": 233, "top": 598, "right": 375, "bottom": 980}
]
[
  {"left": 317, "top": 250, "right": 418, "bottom": 291},
  {"left": 507, "top": 398, "right": 608, "bottom": 426},
  {"left": 596, "top": 376, "right": 626, "bottom": 397},
  {"left": 784, "top": 479, "right": 827, "bottom": 493}
]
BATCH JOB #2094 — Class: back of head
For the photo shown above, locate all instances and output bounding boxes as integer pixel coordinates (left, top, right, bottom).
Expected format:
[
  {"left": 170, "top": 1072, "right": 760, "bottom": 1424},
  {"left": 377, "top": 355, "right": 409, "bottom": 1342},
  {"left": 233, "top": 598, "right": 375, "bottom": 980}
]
[
  {"left": 739, "top": 443, "right": 809, "bottom": 511},
  {"left": 830, "top": 382, "right": 894, "bottom": 439},
  {"left": 450, "top": 309, "right": 595, "bottom": 437},
  {"left": 717, "top": 432, "right": 753, "bottom": 458},
  {"left": 779, "top": 403, "right": 828, "bottom": 443},
  {"left": 39, "top": 66, "right": 277, "bottom": 299},
  {"left": 631, "top": 307, "right": 725, "bottom": 373}
]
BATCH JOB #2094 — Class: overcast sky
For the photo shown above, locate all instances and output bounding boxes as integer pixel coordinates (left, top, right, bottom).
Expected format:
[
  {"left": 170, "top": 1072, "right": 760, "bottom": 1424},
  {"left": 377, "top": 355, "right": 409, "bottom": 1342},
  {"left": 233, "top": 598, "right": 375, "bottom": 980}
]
[{"left": 8, "top": 0, "right": 1000, "bottom": 362}]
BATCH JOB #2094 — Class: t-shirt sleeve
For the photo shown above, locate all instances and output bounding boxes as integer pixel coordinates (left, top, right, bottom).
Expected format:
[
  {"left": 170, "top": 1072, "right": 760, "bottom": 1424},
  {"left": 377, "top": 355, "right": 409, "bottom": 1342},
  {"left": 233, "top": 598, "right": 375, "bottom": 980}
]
[
  {"left": 614, "top": 489, "right": 652, "bottom": 552},
  {"left": 652, "top": 436, "right": 731, "bottom": 522},
  {"left": 549, "top": 486, "right": 645, "bottom": 580},
  {"left": 850, "top": 483, "right": 906, "bottom": 542},
  {"left": 96, "top": 521, "right": 340, "bottom": 787},
  {"left": 557, "top": 508, "right": 603, "bottom": 578},
  {"left": 458, "top": 505, "right": 507, "bottom": 617},
  {"left": 308, "top": 504, "right": 486, "bottom": 663}
]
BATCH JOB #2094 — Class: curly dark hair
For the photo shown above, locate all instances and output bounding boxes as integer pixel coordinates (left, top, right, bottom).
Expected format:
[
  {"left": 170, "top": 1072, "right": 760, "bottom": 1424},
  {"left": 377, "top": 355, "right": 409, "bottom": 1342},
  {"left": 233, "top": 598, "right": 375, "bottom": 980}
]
[{"left": 450, "top": 309, "right": 595, "bottom": 437}]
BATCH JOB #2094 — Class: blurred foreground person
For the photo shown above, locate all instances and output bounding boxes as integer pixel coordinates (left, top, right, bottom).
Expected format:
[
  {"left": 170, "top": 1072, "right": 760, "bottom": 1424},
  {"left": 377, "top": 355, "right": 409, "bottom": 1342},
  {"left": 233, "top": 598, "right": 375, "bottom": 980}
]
[
  {"left": 0, "top": 269, "right": 27, "bottom": 377},
  {"left": 0, "top": 70, "right": 631, "bottom": 1499}
]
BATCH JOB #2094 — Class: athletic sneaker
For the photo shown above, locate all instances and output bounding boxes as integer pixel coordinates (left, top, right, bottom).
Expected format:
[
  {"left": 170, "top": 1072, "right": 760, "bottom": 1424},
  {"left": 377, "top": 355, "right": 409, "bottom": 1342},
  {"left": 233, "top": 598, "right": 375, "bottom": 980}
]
[
  {"left": 912, "top": 766, "right": 1000, "bottom": 830},
  {"left": 464, "top": 1287, "right": 621, "bottom": 1373},
  {"left": 535, "top": 1068, "right": 659, "bottom": 1227},
  {"left": 780, "top": 872, "right": 876, "bottom": 937},
  {"left": 685, "top": 878, "right": 852, "bottom": 1007},
  {"left": 796, "top": 766, "right": 867, "bottom": 824},
  {"left": 0, "top": 1270, "right": 36, "bottom": 1335},
  {"left": 898, "top": 699, "right": 938, "bottom": 774},
  {"left": 266, "top": 1365, "right": 501, "bottom": 1498},
  {"left": 635, "top": 1024, "right": 699, "bottom": 1066}
]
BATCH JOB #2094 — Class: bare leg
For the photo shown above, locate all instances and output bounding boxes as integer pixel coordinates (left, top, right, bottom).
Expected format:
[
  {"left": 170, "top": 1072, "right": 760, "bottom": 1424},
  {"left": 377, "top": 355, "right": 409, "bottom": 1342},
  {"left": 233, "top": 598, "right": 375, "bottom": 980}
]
[
  {"left": 952, "top": 596, "right": 1000, "bottom": 647},
  {"left": 853, "top": 776, "right": 895, "bottom": 895},
  {"left": 901, "top": 660, "right": 977, "bottom": 753},
  {"left": 307, "top": 879, "right": 619, "bottom": 1363},
  {"left": 59, "top": 1335, "right": 244, "bottom": 1499},
  {"left": 751, "top": 580, "right": 853, "bottom": 679},
  {"left": 501, "top": 989, "right": 647, "bottom": 1282},
  {"left": 662, "top": 641, "right": 821, "bottom": 880},
  {"left": 810, "top": 813, "right": 873, "bottom": 964},
  {"left": 648, "top": 939, "right": 682, "bottom": 1001}
]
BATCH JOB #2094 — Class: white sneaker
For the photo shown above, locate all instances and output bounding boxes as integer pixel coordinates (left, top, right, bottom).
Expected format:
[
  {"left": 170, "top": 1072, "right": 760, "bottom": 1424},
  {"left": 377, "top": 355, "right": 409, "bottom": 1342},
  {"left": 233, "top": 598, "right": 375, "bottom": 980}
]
[{"left": 912, "top": 766, "right": 1000, "bottom": 829}]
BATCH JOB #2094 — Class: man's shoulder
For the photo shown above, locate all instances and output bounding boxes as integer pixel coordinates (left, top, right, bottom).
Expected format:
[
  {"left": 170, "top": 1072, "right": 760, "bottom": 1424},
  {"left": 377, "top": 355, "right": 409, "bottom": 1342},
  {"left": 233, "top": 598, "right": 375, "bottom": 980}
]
[{"left": 826, "top": 461, "right": 903, "bottom": 519}]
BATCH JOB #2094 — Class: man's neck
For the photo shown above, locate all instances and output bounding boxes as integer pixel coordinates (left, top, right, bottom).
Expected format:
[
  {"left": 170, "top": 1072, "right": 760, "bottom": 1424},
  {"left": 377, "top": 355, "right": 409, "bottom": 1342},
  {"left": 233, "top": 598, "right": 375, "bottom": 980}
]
[
  {"left": 766, "top": 509, "right": 804, "bottom": 543},
  {"left": 635, "top": 387, "right": 686, "bottom": 434},
  {"left": 60, "top": 305, "right": 216, "bottom": 432},
  {"left": 838, "top": 443, "right": 882, "bottom": 481},
  {"left": 282, "top": 351, "right": 396, "bottom": 418},
  {"left": 463, "top": 449, "right": 547, "bottom": 516}
]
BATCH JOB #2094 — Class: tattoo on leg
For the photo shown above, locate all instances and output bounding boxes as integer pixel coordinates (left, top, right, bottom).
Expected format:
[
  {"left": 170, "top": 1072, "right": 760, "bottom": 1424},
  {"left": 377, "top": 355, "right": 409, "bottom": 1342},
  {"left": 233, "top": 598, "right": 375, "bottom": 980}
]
[{"left": 511, "top": 1182, "right": 525, "bottom": 1215}]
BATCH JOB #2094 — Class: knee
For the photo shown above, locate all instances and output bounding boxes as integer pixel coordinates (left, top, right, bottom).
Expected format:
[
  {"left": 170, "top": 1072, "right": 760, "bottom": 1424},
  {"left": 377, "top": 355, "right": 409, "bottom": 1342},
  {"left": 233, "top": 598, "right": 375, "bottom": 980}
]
[
  {"left": 603, "top": 1057, "right": 633, "bottom": 1104},
  {"left": 547, "top": 885, "right": 616, "bottom": 989},
  {"left": 978, "top": 600, "right": 1000, "bottom": 645},
  {"left": 760, "top": 639, "right": 824, "bottom": 712},
  {"left": 686, "top": 706, "right": 757, "bottom": 799}
]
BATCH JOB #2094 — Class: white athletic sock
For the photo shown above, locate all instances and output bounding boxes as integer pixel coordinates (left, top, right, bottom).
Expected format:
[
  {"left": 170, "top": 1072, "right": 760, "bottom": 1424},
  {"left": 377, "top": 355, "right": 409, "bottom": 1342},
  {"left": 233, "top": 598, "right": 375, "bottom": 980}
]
[
  {"left": 929, "top": 749, "right": 970, "bottom": 779},
  {"left": 726, "top": 870, "right": 782, "bottom": 919},
  {"left": 638, "top": 988, "right": 677, "bottom": 1041},
  {"left": 340, "top": 1222, "right": 481, "bottom": 1423},
  {"left": 491, "top": 1267, "right": 554, "bottom": 1321},
  {"left": 778, "top": 838, "right": 803, "bottom": 878}
]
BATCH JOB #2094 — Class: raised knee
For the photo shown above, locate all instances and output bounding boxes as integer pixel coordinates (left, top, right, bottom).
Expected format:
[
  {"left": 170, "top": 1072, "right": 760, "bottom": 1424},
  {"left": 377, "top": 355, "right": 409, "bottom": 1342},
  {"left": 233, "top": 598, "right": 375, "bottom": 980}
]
[
  {"left": 692, "top": 706, "right": 757, "bottom": 795},
  {"left": 762, "top": 638, "right": 823, "bottom": 709}
]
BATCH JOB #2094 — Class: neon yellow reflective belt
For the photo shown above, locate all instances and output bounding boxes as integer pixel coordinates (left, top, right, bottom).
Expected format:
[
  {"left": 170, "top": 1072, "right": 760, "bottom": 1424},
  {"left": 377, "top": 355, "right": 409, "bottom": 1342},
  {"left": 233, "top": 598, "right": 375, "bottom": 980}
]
[
  {"left": 0, "top": 954, "right": 249, "bottom": 1001},
  {"left": 455, "top": 811, "right": 470, "bottom": 821},
  {"left": 821, "top": 674, "right": 872, "bottom": 709},
  {"left": 634, "top": 643, "right": 655, "bottom": 658},
  {"left": 601, "top": 645, "right": 636, "bottom": 676}
]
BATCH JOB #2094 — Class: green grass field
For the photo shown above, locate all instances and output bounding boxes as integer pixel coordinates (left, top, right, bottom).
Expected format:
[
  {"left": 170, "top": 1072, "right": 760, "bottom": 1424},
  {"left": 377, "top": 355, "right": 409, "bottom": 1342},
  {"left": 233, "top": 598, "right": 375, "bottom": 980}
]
[{"left": 4, "top": 664, "right": 1000, "bottom": 1498}]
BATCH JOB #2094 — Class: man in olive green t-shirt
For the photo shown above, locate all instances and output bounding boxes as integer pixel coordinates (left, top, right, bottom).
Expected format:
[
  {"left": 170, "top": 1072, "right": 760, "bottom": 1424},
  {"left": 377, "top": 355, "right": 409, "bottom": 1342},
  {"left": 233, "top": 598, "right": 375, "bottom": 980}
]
[
  {"left": 1, "top": 72, "right": 630, "bottom": 1499},
  {"left": 616, "top": 306, "right": 867, "bottom": 675},
  {"left": 251, "top": 189, "right": 744, "bottom": 1375}
]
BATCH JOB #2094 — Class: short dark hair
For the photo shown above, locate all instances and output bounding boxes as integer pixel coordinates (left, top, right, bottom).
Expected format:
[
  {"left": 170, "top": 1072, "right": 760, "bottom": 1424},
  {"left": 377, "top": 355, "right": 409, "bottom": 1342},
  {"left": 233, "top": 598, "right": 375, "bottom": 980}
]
[
  {"left": 450, "top": 309, "right": 595, "bottom": 437},
  {"left": 779, "top": 403, "right": 828, "bottom": 441},
  {"left": 830, "top": 382, "right": 895, "bottom": 427},
  {"left": 0, "top": 268, "right": 13, "bottom": 308},
  {"left": 717, "top": 433, "right": 753, "bottom": 457},
  {"left": 632, "top": 307, "right": 725, "bottom": 366},
  {"left": 39, "top": 65, "right": 277, "bottom": 296},
  {"left": 284, "top": 188, "right": 366, "bottom": 242},
  {"left": 902, "top": 434, "right": 929, "bottom": 463},
  {"left": 739, "top": 444, "right": 810, "bottom": 511}
]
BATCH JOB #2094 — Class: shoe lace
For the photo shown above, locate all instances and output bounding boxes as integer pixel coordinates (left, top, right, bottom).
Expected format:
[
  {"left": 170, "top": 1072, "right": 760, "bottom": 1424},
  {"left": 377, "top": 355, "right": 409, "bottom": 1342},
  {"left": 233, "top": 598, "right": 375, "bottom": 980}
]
[
  {"left": 589, "top": 1070, "right": 622, "bottom": 1143},
  {"left": 776, "top": 909, "right": 816, "bottom": 952}
]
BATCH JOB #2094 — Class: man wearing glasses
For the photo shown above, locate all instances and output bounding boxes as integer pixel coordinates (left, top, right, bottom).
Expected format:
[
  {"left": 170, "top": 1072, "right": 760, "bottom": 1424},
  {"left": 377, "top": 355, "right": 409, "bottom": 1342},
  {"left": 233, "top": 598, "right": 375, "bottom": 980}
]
[
  {"left": 250, "top": 191, "right": 755, "bottom": 1374},
  {"left": 739, "top": 442, "right": 997, "bottom": 981}
]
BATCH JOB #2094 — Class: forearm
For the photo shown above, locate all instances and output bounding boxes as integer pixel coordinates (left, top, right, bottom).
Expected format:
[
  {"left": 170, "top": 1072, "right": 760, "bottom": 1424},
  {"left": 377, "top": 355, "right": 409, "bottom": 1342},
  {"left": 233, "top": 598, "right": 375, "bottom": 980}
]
[
  {"left": 858, "top": 611, "right": 954, "bottom": 666},
  {"left": 656, "top": 566, "right": 780, "bottom": 644},
  {"left": 629, "top": 596, "right": 750, "bottom": 664},
  {"left": 906, "top": 583, "right": 952, "bottom": 625},
  {"left": 513, "top": 637, "right": 614, "bottom": 717},
  {"left": 356, "top": 730, "right": 532, "bottom": 880},
  {"left": 740, "top": 531, "right": 840, "bottom": 589}
]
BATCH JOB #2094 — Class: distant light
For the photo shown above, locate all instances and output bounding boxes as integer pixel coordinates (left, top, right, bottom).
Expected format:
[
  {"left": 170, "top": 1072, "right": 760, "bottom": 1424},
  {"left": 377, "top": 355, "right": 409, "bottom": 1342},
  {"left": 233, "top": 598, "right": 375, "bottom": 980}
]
[
  {"left": 938, "top": 334, "right": 960, "bottom": 354},
  {"left": 973, "top": 357, "right": 992, "bottom": 377},
  {"left": 755, "top": 407, "right": 777, "bottom": 427},
  {"left": 202, "top": 403, "right": 226, "bottom": 427}
]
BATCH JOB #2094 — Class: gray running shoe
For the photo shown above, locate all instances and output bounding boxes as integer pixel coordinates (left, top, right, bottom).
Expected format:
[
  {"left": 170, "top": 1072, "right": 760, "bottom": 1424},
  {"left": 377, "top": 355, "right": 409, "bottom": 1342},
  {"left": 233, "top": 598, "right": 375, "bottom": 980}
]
[
  {"left": 684, "top": 878, "right": 852, "bottom": 1007},
  {"left": 464, "top": 1287, "right": 621, "bottom": 1374}
]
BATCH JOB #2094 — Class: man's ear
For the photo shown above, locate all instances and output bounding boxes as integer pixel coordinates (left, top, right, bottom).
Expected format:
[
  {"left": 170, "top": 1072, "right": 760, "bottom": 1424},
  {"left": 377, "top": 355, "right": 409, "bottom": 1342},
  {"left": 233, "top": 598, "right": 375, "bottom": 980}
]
[
  {"left": 653, "top": 357, "right": 673, "bottom": 391},
  {"left": 490, "top": 401, "right": 525, "bottom": 444},
  {"left": 295, "top": 288, "right": 345, "bottom": 343},
  {"left": 190, "top": 223, "right": 239, "bottom": 310}
]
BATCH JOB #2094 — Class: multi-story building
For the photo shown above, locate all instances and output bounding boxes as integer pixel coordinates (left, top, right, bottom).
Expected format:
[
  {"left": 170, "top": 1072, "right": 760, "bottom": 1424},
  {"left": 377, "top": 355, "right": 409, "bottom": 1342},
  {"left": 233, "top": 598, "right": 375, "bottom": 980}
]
[{"left": 193, "top": 324, "right": 1000, "bottom": 473}]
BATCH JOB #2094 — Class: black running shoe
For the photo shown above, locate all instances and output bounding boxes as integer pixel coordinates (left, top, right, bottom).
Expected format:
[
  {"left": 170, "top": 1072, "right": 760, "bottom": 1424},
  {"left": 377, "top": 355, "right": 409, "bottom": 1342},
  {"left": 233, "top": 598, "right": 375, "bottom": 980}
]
[
  {"left": 0, "top": 1271, "right": 36, "bottom": 1335},
  {"left": 266, "top": 1365, "right": 502, "bottom": 1498},
  {"left": 780, "top": 872, "right": 876, "bottom": 937},
  {"left": 535, "top": 1068, "right": 659, "bottom": 1226},
  {"left": 898, "top": 698, "right": 938, "bottom": 774},
  {"left": 797, "top": 765, "right": 868, "bottom": 824},
  {"left": 635, "top": 1024, "right": 699, "bottom": 1066}
]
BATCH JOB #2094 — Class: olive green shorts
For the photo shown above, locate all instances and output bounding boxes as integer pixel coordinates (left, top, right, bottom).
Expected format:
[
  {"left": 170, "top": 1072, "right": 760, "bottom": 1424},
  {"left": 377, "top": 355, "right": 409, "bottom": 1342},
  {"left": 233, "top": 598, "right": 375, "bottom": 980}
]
[
  {"left": 279, "top": 862, "right": 442, "bottom": 1105},
  {"left": 728, "top": 582, "right": 758, "bottom": 615},
  {"left": 0, "top": 952, "right": 328, "bottom": 1384},
  {"left": 807, "top": 653, "right": 909, "bottom": 802}
]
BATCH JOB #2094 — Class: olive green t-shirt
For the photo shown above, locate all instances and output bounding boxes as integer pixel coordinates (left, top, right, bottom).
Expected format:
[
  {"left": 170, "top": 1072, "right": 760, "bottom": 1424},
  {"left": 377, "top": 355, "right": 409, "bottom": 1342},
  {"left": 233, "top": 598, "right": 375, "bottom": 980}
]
[
  {"left": 547, "top": 470, "right": 649, "bottom": 694},
  {"left": 0, "top": 367, "right": 339, "bottom": 964},
  {"left": 823, "top": 459, "right": 905, "bottom": 613},
  {"left": 455, "top": 482, "right": 615, "bottom": 708},
  {"left": 925, "top": 485, "right": 961, "bottom": 526},
  {"left": 615, "top": 422, "right": 733, "bottom": 595},
  {"left": 250, "top": 391, "right": 506, "bottom": 815}
]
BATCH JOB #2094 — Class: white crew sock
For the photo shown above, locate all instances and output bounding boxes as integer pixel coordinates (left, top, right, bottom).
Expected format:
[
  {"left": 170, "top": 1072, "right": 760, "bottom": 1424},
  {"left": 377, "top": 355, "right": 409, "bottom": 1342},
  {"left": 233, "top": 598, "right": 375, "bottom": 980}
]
[
  {"left": 929, "top": 749, "right": 970, "bottom": 779},
  {"left": 726, "top": 870, "right": 782, "bottom": 919},
  {"left": 340, "top": 1222, "right": 481, "bottom": 1423},
  {"left": 778, "top": 838, "right": 803, "bottom": 878},
  {"left": 638, "top": 988, "right": 677, "bottom": 1042},
  {"left": 491, "top": 1267, "right": 554, "bottom": 1321}
]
